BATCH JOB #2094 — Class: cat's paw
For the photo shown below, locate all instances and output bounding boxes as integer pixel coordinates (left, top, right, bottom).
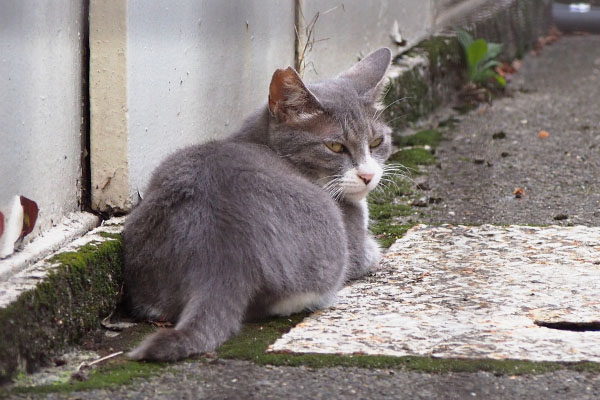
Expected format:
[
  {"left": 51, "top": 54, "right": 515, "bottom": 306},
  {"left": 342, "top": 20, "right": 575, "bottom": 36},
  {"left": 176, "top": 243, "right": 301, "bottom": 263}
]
[
  {"left": 345, "top": 235, "right": 381, "bottom": 281},
  {"left": 127, "top": 329, "right": 198, "bottom": 362},
  {"left": 364, "top": 234, "right": 382, "bottom": 269}
]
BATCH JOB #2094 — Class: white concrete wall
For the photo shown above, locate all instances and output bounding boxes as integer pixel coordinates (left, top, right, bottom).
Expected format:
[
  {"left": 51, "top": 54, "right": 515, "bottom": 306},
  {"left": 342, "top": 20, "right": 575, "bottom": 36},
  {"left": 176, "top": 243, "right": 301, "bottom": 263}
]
[
  {"left": 126, "top": 0, "right": 296, "bottom": 200},
  {"left": 0, "top": 1, "right": 86, "bottom": 250},
  {"left": 433, "top": 0, "right": 495, "bottom": 28},
  {"left": 298, "top": 0, "right": 434, "bottom": 82},
  {"left": 89, "top": 0, "right": 296, "bottom": 208},
  {"left": 80, "top": 0, "right": 493, "bottom": 214}
]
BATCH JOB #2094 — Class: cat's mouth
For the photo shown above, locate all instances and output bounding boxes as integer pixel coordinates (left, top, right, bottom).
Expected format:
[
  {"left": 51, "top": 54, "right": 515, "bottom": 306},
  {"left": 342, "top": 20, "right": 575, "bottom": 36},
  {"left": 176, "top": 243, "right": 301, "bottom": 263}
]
[{"left": 320, "top": 170, "right": 381, "bottom": 202}]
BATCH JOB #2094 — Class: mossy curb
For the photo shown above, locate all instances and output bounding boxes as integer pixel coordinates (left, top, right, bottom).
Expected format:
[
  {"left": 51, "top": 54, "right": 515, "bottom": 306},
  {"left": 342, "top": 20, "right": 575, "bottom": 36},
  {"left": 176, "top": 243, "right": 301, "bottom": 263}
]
[
  {"left": 383, "top": 0, "right": 552, "bottom": 133},
  {"left": 0, "top": 237, "right": 123, "bottom": 383},
  {"left": 383, "top": 36, "right": 464, "bottom": 132}
]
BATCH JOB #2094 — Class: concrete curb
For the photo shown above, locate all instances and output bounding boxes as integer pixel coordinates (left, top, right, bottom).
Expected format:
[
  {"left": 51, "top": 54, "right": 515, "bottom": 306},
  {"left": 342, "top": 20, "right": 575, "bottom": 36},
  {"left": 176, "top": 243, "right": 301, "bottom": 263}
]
[
  {"left": 384, "top": 0, "right": 552, "bottom": 132},
  {"left": 0, "top": 212, "right": 100, "bottom": 281},
  {"left": 0, "top": 219, "right": 124, "bottom": 383}
]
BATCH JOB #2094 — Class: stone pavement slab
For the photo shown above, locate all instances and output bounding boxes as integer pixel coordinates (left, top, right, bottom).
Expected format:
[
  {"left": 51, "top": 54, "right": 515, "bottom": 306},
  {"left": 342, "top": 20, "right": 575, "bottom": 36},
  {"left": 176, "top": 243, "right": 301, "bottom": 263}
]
[{"left": 269, "top": 224, "right": 600, "bottom": 362}]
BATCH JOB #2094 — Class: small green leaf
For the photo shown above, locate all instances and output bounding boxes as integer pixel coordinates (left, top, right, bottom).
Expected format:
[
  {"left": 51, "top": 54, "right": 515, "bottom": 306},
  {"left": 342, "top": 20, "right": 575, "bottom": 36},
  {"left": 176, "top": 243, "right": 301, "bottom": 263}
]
[
  {"left": 456, "top": 30, "right": 474, "bottom": 50},
  {"left": 480, "top": 59, "right": 500, "bottom": 71},
  {"left": 467, "top": 39, "right": 488, "bottom": 70},
  {"left": 494, "top": 74, "right": 506, "bottom": 87},
  {"left": 486, "top": 42, "right": 503, "bottom": 60},
  {"left": 472, "top": 68, "right": 495, "bottom": 84}
]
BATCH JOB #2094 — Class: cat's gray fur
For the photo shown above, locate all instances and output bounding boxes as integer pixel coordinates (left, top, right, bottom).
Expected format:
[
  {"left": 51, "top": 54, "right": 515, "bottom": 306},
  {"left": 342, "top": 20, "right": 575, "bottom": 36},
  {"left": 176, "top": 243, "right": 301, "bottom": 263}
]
[{"left": 123, "top": 48, "right": 393, "bottom": 361}]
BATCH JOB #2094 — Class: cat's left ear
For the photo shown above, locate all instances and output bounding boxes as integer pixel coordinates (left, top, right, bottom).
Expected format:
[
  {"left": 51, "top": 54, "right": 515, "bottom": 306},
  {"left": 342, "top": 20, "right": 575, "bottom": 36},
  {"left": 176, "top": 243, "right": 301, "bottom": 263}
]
[
  {"left": 338, "top": 48, "right": 392, "bottom": 103},
  {"left": 268, "top": 67, "right": 323, "bottom": 123}
]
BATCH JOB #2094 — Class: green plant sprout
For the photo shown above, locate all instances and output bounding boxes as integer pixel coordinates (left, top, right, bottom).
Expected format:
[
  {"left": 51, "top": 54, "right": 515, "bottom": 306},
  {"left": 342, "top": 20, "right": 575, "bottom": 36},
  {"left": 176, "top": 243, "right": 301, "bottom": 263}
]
[{"left": 457, "top": 30, "right": 506, "bottom": 88}]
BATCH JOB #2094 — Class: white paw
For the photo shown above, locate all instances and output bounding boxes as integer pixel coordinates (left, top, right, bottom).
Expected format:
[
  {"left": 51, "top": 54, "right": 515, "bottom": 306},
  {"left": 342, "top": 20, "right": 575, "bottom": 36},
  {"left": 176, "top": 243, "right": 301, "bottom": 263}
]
[
  {"left": 364, "top": 234, "right": 381, "bottom": 270},
  {"left": 268, "top": 291, "right": 337, "bottom": 316}
]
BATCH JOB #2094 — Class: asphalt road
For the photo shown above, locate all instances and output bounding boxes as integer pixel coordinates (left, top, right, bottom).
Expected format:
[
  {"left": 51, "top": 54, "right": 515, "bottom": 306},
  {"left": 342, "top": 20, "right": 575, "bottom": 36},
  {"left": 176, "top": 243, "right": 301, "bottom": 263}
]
[
  {"left": 32, "top": 361, "right": 600, "bottom": 400},
  {"left": 425, "top": 34, "right": 600, "bottom": 227}
]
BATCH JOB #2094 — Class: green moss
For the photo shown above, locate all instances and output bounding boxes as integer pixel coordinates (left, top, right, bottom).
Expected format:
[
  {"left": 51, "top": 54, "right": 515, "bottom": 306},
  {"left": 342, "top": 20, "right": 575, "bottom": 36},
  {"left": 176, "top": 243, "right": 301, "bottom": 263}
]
[
  {"left": 418, "top": 36, "right": 463, "bottom": 76},
  {"left": 218, "top": 314, "right": 308, "bottom": 361},
  {"left": 0, "top": 237, "right": 124, "bottom": 383},
  {"left": 369, "top": 223, "right": 413, "bottom": 248},
  {"left": 396, "top": 129, "right": 443, "bottom": 148},
  {"left": 98, "top": 231, "right": 122, "bottom": 240},
  {"left": 381, "top": 36, "right": 466, "bottom": 132},
  {"left": 217, "top": 313, "right": 599, "bottom": 374},
  {"left": 388, "top": 148, "right": 436, "bottom": 170},
  {"left": 368, "top": 176, "right": 413, "bottom": 205},
  {"left": 368, "top": 202, "right": 412, "bottom": 220},
  {"left": 5, "top": 361, "right": 165, "bottom": 396},
  {"left": 383, "top": 69, "right": 431, "bottom": 129}
]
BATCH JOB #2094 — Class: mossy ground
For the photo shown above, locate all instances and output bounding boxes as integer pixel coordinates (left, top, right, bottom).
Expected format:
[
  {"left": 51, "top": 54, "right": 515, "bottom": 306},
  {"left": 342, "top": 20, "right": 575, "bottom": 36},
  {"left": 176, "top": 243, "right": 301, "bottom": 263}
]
[
  {"left": 217, "top": 314, "right": 600, "bottom": 375},
  {"left": 367, "top": 128, "right": 443, "bottom": 248},
  {"left": 388, "top": 148, "right": 436, "bottom": 170},
  {"left": 395, "top": 129, "right": 443, "bottom": 148},
  {"left": 6, "top": 361, "right": 165, "bottom": 396}
]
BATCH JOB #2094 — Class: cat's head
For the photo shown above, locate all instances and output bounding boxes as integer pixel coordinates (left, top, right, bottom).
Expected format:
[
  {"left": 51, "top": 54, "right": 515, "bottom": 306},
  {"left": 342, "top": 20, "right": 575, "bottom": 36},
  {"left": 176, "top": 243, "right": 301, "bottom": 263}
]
[{"left": 267, "top": 48, "right": 393, "bottom": 203}]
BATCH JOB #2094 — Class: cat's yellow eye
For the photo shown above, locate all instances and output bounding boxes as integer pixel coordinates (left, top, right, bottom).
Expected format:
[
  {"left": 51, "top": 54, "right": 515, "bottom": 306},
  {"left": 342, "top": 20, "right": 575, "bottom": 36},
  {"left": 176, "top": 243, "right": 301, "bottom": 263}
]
[
  {"left": 369, "top": 137, "right": 383, "bottom": 148},
  {"left": 325, "top": 142, "right": 344, "bottom": 153}
]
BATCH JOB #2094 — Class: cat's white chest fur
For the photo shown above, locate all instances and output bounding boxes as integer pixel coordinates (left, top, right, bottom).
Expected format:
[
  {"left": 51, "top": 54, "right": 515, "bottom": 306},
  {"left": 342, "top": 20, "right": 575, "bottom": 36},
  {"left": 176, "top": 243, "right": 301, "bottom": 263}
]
[
  {"left": 361, "top": 198, "right": 382, "bottom": 269},
  {"left": 359, "top": 198, "right": 370, "bottom": 229}
]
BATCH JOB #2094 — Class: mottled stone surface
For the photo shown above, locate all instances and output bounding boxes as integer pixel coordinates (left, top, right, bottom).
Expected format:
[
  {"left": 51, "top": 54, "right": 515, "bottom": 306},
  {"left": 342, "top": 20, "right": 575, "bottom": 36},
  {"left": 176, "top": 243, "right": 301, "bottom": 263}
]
[{"left": 269, "top": 224, "right": 600, "bottom": 362}]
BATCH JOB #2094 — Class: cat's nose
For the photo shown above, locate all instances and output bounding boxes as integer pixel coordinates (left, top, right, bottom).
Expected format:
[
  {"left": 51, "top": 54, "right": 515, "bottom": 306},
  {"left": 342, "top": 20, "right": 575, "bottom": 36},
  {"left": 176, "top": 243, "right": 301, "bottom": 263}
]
[{"left": 357, "top": 171, "right": 374, "bottom": 185}]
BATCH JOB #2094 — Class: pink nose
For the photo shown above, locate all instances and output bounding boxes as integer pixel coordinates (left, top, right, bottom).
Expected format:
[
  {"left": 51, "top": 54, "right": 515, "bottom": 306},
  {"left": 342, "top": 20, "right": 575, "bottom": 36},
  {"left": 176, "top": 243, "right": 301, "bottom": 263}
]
[{"left": 357, "top": 171, "right": 375, "bottom": 185}]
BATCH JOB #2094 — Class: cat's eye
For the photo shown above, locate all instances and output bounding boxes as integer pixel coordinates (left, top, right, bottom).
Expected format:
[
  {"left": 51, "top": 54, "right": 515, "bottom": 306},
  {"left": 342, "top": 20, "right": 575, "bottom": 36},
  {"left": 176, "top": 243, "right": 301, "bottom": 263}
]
[
  {"left": 369, "top": 137, "right": 383, "bottom": 148},
  {"left": 325, "top": 142, "right": 345, "bottom": 153}
]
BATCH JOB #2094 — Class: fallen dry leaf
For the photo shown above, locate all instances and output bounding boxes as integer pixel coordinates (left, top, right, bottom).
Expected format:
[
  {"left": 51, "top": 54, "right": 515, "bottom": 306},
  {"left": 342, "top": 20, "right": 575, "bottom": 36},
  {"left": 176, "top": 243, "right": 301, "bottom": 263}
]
[
  {"left": 496, "top": 59, "right": 522, "bottom": 81},
  {"left": 533, "top": 26, "right": 562, "bottom": 55},
  {"left": 538, "top": 130, "right": 550, "bottom": 139},
  {"left": 514, "top": 188, "right": 525, "bottom": 198},
  {"left": 147, "top": 320, "right": 174, "bottom": 328},
  {"left": 19, "top": 196, "right": 39, "bottom": 239}
]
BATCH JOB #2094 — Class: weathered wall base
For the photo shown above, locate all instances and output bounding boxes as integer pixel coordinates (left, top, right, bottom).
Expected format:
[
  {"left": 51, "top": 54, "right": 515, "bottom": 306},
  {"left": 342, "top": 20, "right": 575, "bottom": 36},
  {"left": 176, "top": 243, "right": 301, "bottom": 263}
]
[{"left": 383, "top": 0, "right": 552, "bottom": 132}]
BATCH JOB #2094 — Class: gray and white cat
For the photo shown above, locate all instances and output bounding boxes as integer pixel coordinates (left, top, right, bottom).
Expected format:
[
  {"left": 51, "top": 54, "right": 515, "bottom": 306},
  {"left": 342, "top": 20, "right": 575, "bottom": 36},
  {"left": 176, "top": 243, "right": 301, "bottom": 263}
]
[{"left": 123, "top": 48, "right": 393, "bottom": 361}]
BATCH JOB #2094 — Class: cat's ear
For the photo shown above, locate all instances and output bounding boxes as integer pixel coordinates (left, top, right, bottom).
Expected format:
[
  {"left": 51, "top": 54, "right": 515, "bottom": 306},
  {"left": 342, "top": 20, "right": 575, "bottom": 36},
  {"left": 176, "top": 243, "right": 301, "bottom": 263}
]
[
  {"left": 268, "top": 67, "right": 323, "bottom": 122},
  {"left": 338, "top": 48, "right": 392, "bottom": 102}
]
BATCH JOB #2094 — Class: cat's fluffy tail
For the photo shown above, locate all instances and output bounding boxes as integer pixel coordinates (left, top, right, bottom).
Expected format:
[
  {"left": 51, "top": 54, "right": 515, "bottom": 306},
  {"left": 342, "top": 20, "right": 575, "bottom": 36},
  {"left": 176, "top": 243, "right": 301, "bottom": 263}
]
[{"left": 127, "top": 294, "right": 247, "bottom": 362}]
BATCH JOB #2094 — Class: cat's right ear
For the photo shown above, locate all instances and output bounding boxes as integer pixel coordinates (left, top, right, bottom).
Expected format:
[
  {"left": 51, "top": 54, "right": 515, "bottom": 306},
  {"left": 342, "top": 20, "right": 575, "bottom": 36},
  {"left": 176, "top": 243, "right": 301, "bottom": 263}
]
[{"left": 268, "top": 67, "right": 323, "bottom": 123}]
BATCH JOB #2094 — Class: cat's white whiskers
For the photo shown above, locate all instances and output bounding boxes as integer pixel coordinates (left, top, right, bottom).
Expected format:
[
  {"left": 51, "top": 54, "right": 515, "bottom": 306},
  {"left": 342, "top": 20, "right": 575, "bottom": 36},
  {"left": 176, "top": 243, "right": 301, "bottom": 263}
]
[
  {"left": 383, "top": 164, "right": 413, "bottom": 175},
  {"left": 377, "top": 178, "right": 400, "bottom": 193},
  {"left": 383, "top": 115, "right": 407, "bottom": 126},
  {"left": 320, "top": 175, "right": 347, "bottom": 202},
  {"left": 321, "top": 176, "right": 341, "bottom": 190},
  {"left": 318, "top": 174, "right": 342, "bottom": 184},
  {"left": 333, "top": 189, "right": 344, "bottom": 202},
  {"left": 372, "top": 96, "right": 413, "bottom": 122}
]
